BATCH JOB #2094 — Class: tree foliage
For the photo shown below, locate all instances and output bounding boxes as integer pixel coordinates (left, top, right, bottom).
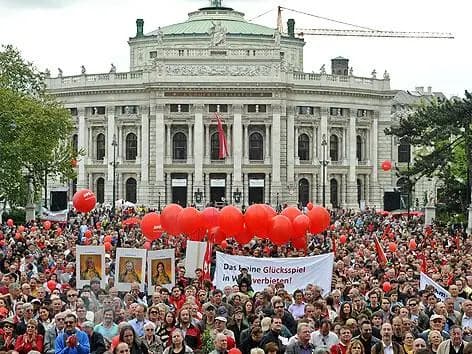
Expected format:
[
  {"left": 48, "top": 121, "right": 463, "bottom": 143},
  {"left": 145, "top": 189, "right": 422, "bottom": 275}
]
[
  {"left": 386, "top": 91, "right": 472, "bottom": 214},
  {"left": 0, "top": 45, "right": 76, "bottom": 207}
]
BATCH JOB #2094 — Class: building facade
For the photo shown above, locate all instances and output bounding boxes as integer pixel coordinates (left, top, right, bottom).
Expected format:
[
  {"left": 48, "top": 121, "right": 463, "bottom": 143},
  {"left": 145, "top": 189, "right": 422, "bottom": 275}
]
[{"left": 46, "top": 1, "right": 397, "bottom": 210}]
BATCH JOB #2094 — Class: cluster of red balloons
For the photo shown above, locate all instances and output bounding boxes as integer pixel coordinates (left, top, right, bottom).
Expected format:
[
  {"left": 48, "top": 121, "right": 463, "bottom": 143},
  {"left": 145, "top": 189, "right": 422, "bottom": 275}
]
[
  {"left": 73, "top": 189, "right": 96, "bottom": 213},
  {"left": 139, "top": 203, "right": 331, "bottom": 250}
]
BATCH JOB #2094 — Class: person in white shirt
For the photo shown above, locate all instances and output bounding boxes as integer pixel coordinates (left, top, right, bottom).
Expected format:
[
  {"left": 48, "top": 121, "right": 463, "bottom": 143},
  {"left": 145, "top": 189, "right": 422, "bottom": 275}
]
[{"left": 310, "top": 319, "right": 339, "bottom": 349}]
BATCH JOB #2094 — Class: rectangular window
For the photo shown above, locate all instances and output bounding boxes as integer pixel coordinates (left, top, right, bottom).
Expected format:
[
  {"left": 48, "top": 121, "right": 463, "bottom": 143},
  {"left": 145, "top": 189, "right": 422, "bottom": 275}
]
[
  {"left": 298, "top": 106, "right": 314, "bottom": 115},
  {"left": 209, "top": 104, "right": 228, "bottom": 113},
  {"left": 92, "top": 106, "right": 106, "bottom": 115},
  {"left": 398, "top": 143, "right": 411, "bottom": 163},
  {"left": 121, "top": 106, "right": 138, "bottom": 114},
  {"left": 150, "top": 51, "right": 157, "bottom": 58},
  {"left": 170, "top": 104, "right": 189, "bottom": 113},
  {"left": 69, "top": 108, "right": 78, "bottom": 116},
  {"left": 357, "top": 109, "right": 368, "bottom": 117},
  {"left": 330, "top": 107, "right": 343, "bottom": 116},
  {"left": 248, "top": 104, "right": 267, "bottom": 113}
]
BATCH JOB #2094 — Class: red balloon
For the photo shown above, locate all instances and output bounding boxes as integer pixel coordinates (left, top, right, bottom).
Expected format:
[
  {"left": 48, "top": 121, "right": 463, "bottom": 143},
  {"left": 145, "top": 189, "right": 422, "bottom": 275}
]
[
  {"left": 73, "top": 189, "right": 96, "bottom": 213},
  {"left": 177, "top": 208, "right": 202, "bottom": 236},
  {"left": 219, "top": 206, "right": 244, "bottom": 236},
  {"left": 55, "top": 227, "right": 62, "bottom": 236},
  {"left": 187, "top": 228, "right": 206, "bottom": 241},
  {"left": 409, "top": 239, "right": 417, "bottom": 250},
  {"left": 221, "top": 240, "right": 228, "bottom": 249},
  {"left": 209, "top": 226, "right": 226, "bottom": 244},
  {"left": 161, "top": 204, "right": 183, "bottom": 236},
  {"left": 382, "top": 281, "right": 392, "bottom": 293},
  {"left": 292, "top": 235, "right": 307, "bottom": 249},
  {"left": 6, "top": 219, "right": 14, "bottom": 227},
  {"left": 339, "top": 234, "right": 347, "bottom": 244},
  {"left": 307, "top": 202, "right": 314, "bottom": 210},
  {"left": 229, "top": 348, "right": 242, "bottom": 354},
  {"left": 270, "top": 215, "right": 292, "bottom": 246},
  {"left": 388, "top": 242, "right": 397, "bottom": 252},
  {"left": 281, "top": 206, "right": 302, "bottom": 222},
  {"left": 143, "top": 241, "right": 151, "bottom": 250},
  {"left": 46, "top": 280, "right": 57, "bottom": 292},
  {"left": 84, "top": 230, "right": 92, "bottom": 238},
  {"left": 18, "top": 225, "right": 25, "bottom": 233},
  {"left": 201, "top": 207, "right": 220, "bottom": 230},
  {"left": 244, "top": 204, "right": 270, "bottom": 237},
  {"left": 141, "top": 212, "right": 163, "bottom": 241},
  {"left": 104, "top": 235, "right": 112, "bottom": 243},
  {"left": 263, "top": 204, "right": 277, "bottom": 218},
  {"left": 43, "top": 221, "right": 51, "bottom": 230},
  {"left": 104, "top": 241, "right": 112, "bottom": 252},
  {"left": 292, "top": 214, "right": 310, "bottom": 237},
  {"left": 235, "top": 225, "right": 253, "bottom": 245},
  {"left": 307, "top": 206, "right": 330, "bottom": 234},
  {"left": 381, "top": 160, "right": 392, "bottom": 172}
]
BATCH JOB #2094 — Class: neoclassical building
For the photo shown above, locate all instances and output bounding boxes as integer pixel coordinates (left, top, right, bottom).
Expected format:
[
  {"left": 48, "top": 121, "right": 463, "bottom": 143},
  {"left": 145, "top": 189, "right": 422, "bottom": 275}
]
[{"left": 46, "top": 0, "right": 398, "bottom": 210}]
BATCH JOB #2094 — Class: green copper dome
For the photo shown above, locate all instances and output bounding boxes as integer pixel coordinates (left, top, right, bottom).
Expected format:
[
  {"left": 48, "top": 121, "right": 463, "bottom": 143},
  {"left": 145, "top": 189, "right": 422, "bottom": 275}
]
[{"left": 147, "top": 6, "right": 276, "bottom": 37}]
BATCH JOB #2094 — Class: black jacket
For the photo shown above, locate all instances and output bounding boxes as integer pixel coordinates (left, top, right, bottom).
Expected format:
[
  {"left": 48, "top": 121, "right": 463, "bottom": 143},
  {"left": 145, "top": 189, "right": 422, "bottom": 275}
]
[{"left": 88, "top": 331, "right": 107, "bottom": 354}]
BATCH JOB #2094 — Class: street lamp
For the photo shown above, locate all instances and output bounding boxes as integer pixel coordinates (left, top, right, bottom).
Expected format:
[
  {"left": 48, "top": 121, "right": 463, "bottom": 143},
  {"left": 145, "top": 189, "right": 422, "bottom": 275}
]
[
  {"left": 158, "top": 191, "right": 161, "bottom": 212},
  {"left": 276, "top": 192, "right": 281, "bottom": 212},
  {"left": 233, "top": 188, "right": 241, "bottom": 204},
  {"left": 111, "top": 134, "right": 118, "bottom": 213},
  {"left": 321, "top": 134, "right": 329, "bottom": 207}
]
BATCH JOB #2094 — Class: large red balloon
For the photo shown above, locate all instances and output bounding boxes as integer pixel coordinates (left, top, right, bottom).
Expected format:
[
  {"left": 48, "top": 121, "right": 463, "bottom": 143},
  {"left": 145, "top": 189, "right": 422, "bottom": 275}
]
[
  {"left": 339, "top": 234, "right": 347, "bottom": 244},
  {"left": 6, "top": 219, "right": 14, "bottom": 227},
  {"left": 292, "top": 214, "right": 310, "bottom": 237},
  {"left": 201, "top": 207, "right": 220, "bottom": 230},
  {"left": 235, "top": 225, "right": 253, "bottom": 245},
  {"left": 177, "top": 207, "right": 202, "bottom": 236},
  {"left": 381, "top": 160, "right": 392, "bottom": 172},
  {"left": 281, "top": 206, "right": 302, "bottom": 222},
  {"left": 388, "top": 242, "right": 397, "bottom": 252},
  {"left": 84, "top": 230, "right": 92, "bottom": 238},
  {"left": 292, "top": 235, "right": 307, "bottom": 249},
  {"left": 307, "top": 202, "right": 314, "bottom": 210},
  {"left": 141, "top": 212, "right": 162, "bottom": 241},
  {"left": 104, "top": 241, "right": 112, "bottom": 252},
  {"left": 161, "top": 204, "right": 183, "bottom": 236},
  {"left": 43, "top": 221, "right": 51, "bottom": 230},
  {"left": 263, "top": 204, "right": 277, "bottom": 218},
  {"left": 219, "top": 206, "right": 244, "bottom": 236},
  {"left": 47, "top": 280, "right": 57, "bottom": 292},
  {"left": 382, "top": 281, "right": 392, "bottom": 293},
  {"left": 72, "top": 189, "right": 97, "bottom": 213},
  {"left": 244, "top": 204, "right": 269, "bottom": 237},
  {"left": 209, "top": 226, "right": 226, "bottom": 244},
  {"left": 307, "top": 206, "right": 330, "bottom": 234},
  {"left": 270, "top": 215, "right": 292, "bottom": 246}
]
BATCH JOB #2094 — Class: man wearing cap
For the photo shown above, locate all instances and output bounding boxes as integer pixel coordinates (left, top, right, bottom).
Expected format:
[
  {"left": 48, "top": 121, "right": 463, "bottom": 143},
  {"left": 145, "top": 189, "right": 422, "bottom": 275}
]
[
  {"left": 82, "top": 321, "right": 106, "bottom": 354},
  {"left": 0, "top": 317, "right": 16, "bottom": 351},
  {"left": 199, "top": 303, "right": 217, "bottom": 333},
  {"left": 419, "top": 314, "right": 450, "bottom": 343},
  {"left": 212, "top": 316, "right": 236, "bottom": 349}
]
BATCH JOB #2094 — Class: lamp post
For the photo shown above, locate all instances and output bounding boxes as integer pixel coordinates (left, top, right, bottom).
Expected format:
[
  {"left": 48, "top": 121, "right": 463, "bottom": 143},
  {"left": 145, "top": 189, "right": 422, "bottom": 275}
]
[
  {"left": 321, "top": 134, "right": 329, "bottom": 207},
  {"left": 158, "top": 191, "right": 161, "bottom": 212},
  {"left": 111, "top": 134, "right": 118, "bottom": 213},
  {"left": 233, "top": 188, "right": 241, "bottom": 204},
  {"left": 276, "top": 192, "right": 280, "bottom": 212}
]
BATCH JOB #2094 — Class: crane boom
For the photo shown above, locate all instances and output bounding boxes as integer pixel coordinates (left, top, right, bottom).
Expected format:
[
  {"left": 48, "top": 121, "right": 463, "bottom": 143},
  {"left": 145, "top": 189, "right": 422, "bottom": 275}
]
[{"left": 297, "top": 28, "right": 454, "bottom": 39}]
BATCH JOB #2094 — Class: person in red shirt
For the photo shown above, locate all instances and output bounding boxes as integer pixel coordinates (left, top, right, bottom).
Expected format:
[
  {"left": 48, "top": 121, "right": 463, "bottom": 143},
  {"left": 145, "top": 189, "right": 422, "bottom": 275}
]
[
  {"left": 330, "top": 326, "right": 352, "bottom": 354},
  {"left": 14, "top": 319, "right": 44, "bottom": 354},
  {"left": 169, "top": 287, "right": 186, "bottom": 312}
]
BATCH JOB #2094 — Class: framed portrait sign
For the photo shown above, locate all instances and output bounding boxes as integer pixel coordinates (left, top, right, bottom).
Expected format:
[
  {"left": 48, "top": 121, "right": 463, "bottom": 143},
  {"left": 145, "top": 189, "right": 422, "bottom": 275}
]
[
  {"left": 76, "top": 246, "right": 106, "bottom": 289},
  {"left": 115, "top": 248, "right": 147, "bottom": 292},
  {"left": 147, "top": 249, "right": 175, "bottom": 294}
]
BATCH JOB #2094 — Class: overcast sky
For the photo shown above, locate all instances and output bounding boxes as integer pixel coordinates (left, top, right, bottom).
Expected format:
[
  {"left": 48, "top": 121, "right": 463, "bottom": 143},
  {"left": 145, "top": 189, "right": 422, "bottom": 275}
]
[{"left": 0, "top": 0, "right": 469, "bottom": 97}]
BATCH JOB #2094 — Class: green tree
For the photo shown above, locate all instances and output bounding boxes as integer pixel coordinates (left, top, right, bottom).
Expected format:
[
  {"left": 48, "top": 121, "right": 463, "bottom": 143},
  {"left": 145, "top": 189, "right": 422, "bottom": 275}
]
[
  {"left": 385, "top": 91, "right": 472, "bottom": 216},
  {"left": 0, "top": 45, "right": 76, "bottom": 207}
]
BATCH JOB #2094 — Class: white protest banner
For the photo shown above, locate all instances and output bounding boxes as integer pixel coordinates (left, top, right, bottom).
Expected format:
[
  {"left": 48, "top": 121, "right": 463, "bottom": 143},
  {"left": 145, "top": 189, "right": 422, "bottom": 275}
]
[
  {"left": 184, "top": 241, "right": 207, "bottom": 278},
  {"left": 76, "top": 246, "right": 106, "bottom": 289},
  {"left": 115, "top": 248, "right": 147, "bottom": 292},
  {"left": 147, "top": 249, "right": 175, "bottom": 294},
  {"left": 420, "top": 272, "right": 450, "bottom": 301},
  {"left": 214, "top": 252, "right": 334, "bottom": 296}
]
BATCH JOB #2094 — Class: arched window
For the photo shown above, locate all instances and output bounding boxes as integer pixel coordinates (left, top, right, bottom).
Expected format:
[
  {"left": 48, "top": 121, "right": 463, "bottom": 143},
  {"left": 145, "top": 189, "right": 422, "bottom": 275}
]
[
  {"left": 125, "top": 133, "right": 137, "bottom": 161},
  {"left": 249, "top": 132, "right": 263, "bottom": 160},
  {"left": 96, "top": 178, "right": 105, "bottom": 204},
  {"left": 72, "top": 134, "right": 78, "bottom": 154},
  {"left": 126, "top": 178, "right": 137, "bottom": 203},
  {"left": 210, "top": 132, "right": 220, "bottom": 160},
  {"left": 298, "top": 134, "right": 310, "bottom": 161},
  {"left": 329, "top": 135, "right": 339, "bottom": 161},
  {"left": 173, "top": 132, "right": 187, "bottom": 160},
  {"left": 330, "top": 178, "right": 339, "bottom": 208},
  {"left": 298, "top": 178, "right": 310, "bottom": 207},
  {"left": 96, "top": 133, "right": 106, "bottom": 160},
  {"left": 398, "top": 138, "right": 411, "bottom": 163},
  {"left": 356, "top": 135, "right": 362, "bottom": 161}
]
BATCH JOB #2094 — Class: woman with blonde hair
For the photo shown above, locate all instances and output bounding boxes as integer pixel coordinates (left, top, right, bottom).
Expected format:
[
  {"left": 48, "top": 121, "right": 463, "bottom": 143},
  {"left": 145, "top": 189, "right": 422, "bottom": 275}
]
[{"left": 346, "top": 339, "right": 365, "bottom": 354}]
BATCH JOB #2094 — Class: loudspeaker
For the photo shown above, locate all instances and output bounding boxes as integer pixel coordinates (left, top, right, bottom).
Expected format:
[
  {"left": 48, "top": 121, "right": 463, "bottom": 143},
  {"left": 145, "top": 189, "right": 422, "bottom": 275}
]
[
  {"left": 383, "top": 191, "right": 401, "bottom": 211},
  {"left": 50, "top": 191, "right": 68, "bottom": 211}
]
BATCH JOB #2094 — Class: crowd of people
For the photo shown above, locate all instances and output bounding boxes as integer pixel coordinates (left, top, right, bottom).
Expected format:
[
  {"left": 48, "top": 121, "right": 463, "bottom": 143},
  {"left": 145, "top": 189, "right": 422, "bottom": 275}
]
[{"left": 0, "top": 206, "right": 471, "bottom": 354}]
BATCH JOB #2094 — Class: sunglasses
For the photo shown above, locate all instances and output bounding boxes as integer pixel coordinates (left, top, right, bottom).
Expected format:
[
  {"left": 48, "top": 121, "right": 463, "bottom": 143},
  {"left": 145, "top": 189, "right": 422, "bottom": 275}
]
[
  {"left": 3, "top": 324, "right": 13, "bottom": 329},
  {"left": 65, "top": 321, "right": 75, "bottom": 325}
]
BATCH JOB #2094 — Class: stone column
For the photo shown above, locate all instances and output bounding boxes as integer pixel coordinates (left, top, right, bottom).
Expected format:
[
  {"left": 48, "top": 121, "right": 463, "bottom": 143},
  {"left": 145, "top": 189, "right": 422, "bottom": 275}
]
[
  {"left": 320, "top": 107, "right": 328, "bottom": 205},
  {"left": 106, "top": 107, "right": 115, "bottom": 202},
  {"left": 233, "top": 105, "right": 243, "bottom": 190},
  {"left": 264, "top": 124, "right": 270, "bottom": 164},
  {"left": 366, "top": 174, "right": 371, "bottom": 205},
  {"left": 166, "top": 123, "right": 172, "bottom": 164},
  {"left": 188, "top": 123, "right": 193, "bottom": 164},
  {"left": 88, "top": 126, "right": 93, "bottom": 159},
  {"left": 155, "top": 104, "right": 165, "bottom": 194},
  {"left": 194, "top": 105, "right": 204, "bottom": 190},
  {"left": 341, "top": 174, "right": 347, "bottom": 207},
  {"left": 227, "top": 124, "right": 232, "bottom": 161},
  {"left": 78, "top": 109, "right": 87, "bottom": 189},
  {"left": 243, "top": 124, "right": 249, "bottom": 164},
  {"left": 312, "top": 125, "right": 317, "bottom": 162},
  {"left": 346, "top": 115, "right": 358, "bottom": 209},
  {"left": 139, "top": 106, "right": 149, "bottom": 205},
  {"left": 271, "top": 105, "right": 282, "bottom": 194},
  {"left": 295, "top": 125, "right": 299, "bottom": 164},
  {"left": 287, "top": 106, "right": 295, "bottom": 184},
  {"left": 370, "top": 113, "right": 381, "bottom": 207}
]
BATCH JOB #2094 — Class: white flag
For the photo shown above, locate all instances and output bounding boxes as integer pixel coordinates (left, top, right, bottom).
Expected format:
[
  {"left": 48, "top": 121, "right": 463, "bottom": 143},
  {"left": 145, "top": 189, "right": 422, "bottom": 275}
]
[{"left": 420, "top": 272, "right": 450, "bottom": 301}]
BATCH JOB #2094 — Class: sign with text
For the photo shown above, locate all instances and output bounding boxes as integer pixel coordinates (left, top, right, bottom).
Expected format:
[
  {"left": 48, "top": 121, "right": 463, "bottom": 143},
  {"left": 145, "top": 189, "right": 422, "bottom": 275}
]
[
  {"left": 420, "top": 272, "right": 450, "bottom": 301},
  {"left": 214, "top": 252, "right": 334, "bottom": 295}
]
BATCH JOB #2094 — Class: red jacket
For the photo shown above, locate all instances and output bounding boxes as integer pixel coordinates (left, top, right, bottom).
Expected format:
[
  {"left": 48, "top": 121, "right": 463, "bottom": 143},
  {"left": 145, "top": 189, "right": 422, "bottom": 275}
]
[{"left": 14, "top": 334, "right": 44, "bottom": 354}]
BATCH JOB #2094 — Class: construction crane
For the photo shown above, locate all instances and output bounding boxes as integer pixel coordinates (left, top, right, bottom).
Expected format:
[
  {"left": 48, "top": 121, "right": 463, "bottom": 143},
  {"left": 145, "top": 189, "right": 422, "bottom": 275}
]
[{"left": 277, "top": 6, "right": 454, "bottom": 39}]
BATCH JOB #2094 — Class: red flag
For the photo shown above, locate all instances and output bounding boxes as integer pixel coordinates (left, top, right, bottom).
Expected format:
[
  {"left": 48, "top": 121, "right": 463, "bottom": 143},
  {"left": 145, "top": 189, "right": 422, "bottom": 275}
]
[
  {"left": 374, "top": 235, "right": 388, "bottom": 265},
  {"left": 214, "top": 113, "right": 229, "bottom": 159},
  {"left": 203, "top": 240, "right": 213, "bottom": 282}
]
